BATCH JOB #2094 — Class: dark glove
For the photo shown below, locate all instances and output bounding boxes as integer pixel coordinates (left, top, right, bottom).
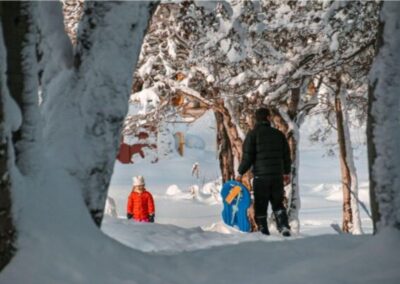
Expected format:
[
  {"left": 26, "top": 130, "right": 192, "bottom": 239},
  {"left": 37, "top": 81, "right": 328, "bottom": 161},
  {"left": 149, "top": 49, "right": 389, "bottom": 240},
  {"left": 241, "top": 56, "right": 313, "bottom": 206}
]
[
  {"left": 127, "top": 213, "right": 133, "bottom": 220},
  {"left": 148, "top": 214, "right": 155, "bottom": 223}
]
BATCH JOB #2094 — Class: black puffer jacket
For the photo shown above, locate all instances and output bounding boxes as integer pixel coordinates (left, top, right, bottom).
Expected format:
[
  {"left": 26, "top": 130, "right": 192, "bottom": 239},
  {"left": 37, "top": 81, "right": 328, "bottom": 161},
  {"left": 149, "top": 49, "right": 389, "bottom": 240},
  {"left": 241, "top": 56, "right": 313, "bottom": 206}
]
[{"left": 238, "top": 121, "right": 291, "bottom": 177}]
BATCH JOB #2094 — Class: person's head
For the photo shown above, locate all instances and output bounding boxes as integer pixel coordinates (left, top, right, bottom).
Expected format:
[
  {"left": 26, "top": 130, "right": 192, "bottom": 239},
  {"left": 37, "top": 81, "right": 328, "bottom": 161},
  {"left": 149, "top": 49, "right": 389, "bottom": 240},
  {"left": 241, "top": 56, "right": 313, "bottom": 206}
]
[
  {"left": 255, "top": 107, "right": 270, "bottom": 122},
  {"left": 132, "top": 176, "right": 145, "bottom": 192}
]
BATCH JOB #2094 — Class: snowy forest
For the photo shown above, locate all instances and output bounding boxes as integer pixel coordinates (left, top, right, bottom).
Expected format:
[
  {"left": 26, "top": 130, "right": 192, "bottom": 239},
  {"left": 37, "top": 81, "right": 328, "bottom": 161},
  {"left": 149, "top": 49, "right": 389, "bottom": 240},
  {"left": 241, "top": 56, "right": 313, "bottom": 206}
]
[{"left": 0, "top": 1, "right": 399, "bottom": 283}]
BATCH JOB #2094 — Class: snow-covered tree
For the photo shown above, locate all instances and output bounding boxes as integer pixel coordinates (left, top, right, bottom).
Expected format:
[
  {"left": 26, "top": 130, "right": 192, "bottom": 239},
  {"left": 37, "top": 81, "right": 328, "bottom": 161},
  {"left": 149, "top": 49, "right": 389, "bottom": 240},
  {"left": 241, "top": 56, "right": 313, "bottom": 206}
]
[
  {"left": 178, "top": 0, "right": 379, "bottom": 232},
  {"left": 368, "top": 1, "right": 400, "bottom": 232},
  {"left": 0, "top": 1, "right": 156, "bottom": 269},
  {"left": 58, "top": 0, "right": 379, "bottom": 235},
  {"left": 121, "top": 3, "right": 206, "bottom": 161}
]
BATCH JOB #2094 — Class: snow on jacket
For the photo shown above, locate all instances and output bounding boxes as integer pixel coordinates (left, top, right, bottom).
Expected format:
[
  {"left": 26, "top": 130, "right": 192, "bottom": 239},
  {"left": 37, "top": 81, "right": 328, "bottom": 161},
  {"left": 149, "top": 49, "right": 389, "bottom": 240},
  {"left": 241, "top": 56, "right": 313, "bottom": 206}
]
[
  {"left": 238, "top": 121, "right": 291, "bottom": 177},
  {"left": 126, "top": 189, "right": 155, "bottom": 221}
]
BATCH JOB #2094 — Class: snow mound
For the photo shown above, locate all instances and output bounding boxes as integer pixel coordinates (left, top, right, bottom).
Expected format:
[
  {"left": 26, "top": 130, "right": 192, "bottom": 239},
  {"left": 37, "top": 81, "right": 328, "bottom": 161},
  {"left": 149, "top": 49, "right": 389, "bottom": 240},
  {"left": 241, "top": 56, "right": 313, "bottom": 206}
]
[
  {"left": 164, "top": 183, "right": 222, "bottom": 205},
  {"left": 165, "top": 185, "right": 193, "bottom": 199},
  {"left": 312, "top": 183, "right": 339, "bottom": 194},
  {"left": 202, "top": 222, "right": 241, "bottom": 234},
  {"left": 166, "top": 184, "right": 183, "bottom": 196},
  {"left": 104, "top": 196, "right": 118, "bottom": 217},
  {"left": 312, "top": 183, "right": 343, "bottom": 201},
  {"left": 185, "top": 134, "right": 206, "bottom": 150},
  {"left": 102, "top": 216, "right": 284, "bottom": 253}
]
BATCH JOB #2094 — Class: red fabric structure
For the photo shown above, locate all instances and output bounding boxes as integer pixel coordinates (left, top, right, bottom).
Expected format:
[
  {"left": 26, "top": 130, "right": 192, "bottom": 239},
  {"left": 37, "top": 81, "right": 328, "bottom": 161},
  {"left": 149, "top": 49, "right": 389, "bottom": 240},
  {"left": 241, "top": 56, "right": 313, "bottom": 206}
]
[
  {"left": 116, "top": 142, "right": 157, "bottom": 164},
  {"left": 117, "top": 143, "right": 133, "bottom": 163}
]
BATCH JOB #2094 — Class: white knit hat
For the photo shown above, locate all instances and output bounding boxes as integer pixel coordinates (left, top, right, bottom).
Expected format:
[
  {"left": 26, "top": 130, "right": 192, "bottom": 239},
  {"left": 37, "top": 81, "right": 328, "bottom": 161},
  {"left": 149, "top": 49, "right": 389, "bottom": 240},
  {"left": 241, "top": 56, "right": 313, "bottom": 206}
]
[{"left": 132, "top": 176, "right": 145, "bottom": 186}]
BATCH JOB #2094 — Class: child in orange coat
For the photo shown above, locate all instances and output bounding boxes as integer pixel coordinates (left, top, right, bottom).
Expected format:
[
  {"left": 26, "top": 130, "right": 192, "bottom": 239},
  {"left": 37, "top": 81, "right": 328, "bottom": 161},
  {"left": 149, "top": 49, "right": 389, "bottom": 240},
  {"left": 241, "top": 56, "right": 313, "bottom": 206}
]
[{"left": 126, "top": 176, "right": 155, "bottom": 222}]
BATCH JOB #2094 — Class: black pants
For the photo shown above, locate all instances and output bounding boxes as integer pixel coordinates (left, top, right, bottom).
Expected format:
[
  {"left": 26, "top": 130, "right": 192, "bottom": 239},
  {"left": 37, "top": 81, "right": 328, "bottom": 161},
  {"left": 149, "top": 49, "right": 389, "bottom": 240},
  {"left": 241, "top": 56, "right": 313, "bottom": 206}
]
[{"left": 253, "top": 175, "right": 286, "bottom": 218}]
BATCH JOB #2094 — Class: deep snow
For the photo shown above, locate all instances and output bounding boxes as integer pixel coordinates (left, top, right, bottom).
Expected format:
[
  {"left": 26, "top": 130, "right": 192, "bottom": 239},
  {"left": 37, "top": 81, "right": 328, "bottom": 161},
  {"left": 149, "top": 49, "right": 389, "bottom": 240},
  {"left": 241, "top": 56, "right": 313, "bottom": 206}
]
[{"left": 1, "top": 2, "right": 399, "bottom": 284}]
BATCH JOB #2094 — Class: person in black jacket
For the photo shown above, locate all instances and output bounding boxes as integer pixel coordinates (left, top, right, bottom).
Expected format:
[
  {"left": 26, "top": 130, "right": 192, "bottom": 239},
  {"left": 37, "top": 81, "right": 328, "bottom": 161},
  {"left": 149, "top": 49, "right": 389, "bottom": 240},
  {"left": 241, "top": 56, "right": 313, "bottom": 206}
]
[{"left": 237, "top": 107, "right": 291, "bottom": 236}]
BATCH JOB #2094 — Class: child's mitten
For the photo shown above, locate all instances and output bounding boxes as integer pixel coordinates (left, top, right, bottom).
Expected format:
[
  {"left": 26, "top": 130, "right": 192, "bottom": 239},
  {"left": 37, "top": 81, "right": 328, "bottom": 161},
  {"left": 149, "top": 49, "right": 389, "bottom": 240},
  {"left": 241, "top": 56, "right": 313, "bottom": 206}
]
[{"left": 148, "top": 214, "right": 155, "bottom": 223}]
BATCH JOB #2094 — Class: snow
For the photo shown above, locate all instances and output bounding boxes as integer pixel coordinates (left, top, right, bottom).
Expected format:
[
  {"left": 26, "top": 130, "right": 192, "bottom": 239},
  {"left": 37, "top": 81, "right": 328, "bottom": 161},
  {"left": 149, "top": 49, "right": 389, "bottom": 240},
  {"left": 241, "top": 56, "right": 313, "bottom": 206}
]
[
  {"left": 130, "top": 87, "right": 160, "bottom": 114},
  {"left": 1, "top": 2, "right": 399, "bottom": 284},
  {"left": 229, "top": 71, "right": 247, "bottom": 86},
  {"left": 138, "top": 55, "right": 156, "bottom": 78},
  {"left": 105, "top": 196, "right": 118, "bottom": 218},
  {"left": 368, "top": 1, "right": 400, "bottom": 229},
  {"left": 165, "top": 184, "right": 183, "bottom": 196},
  {"left": 329, "top": 31, "right": 339, "bottom": 52},
  {"left": 38, "top": 1, "right": 157, "bottom": 224},
  {"left": 37, "top": 1, "right": 74, "bottom": 93},
  {"left": 2, "top": 90, "right": 22, "bottom": 134}
]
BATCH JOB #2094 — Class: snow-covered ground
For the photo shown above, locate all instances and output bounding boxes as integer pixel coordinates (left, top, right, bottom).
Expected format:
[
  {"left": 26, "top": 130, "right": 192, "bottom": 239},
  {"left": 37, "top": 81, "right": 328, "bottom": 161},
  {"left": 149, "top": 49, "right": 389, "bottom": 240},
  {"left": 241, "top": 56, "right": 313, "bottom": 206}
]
[
  {"left": 104, "top": 112, "right": 373, "bottom": 254},
  {"left": 2, "top": 114, "right": 399, "bottom": 284}
]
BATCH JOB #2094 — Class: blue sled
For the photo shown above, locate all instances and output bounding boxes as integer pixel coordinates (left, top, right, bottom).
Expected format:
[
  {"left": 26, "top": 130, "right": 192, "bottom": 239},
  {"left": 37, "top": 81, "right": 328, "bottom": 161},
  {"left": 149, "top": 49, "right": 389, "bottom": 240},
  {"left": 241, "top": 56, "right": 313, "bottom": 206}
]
[{"left": 221, "top": 180, "right": 251, "bottom": 232}]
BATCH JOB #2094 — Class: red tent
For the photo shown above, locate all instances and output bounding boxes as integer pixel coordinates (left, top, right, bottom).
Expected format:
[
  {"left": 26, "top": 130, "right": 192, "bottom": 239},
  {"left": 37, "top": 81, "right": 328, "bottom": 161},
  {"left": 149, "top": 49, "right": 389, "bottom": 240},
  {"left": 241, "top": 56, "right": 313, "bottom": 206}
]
[
  {"left": 116, "top": 143, "right": 133, "bottom": 164},
  {"left": 116, "top": 142, "right": 156, "bottom": 164}
]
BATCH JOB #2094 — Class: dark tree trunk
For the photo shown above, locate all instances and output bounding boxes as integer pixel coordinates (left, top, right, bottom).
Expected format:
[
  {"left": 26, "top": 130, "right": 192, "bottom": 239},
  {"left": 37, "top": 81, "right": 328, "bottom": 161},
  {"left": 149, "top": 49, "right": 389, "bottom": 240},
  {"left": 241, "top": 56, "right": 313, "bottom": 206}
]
[
  {"left": 216, "top": 104, "right": 253, "bottom": 188},
  {"left": 269, "top": 88, "right": 301, "bottom": 231},
  {"left": 215, "top": 111, "right": 234, "bottom": 183},
  {"left": 1, "top": 1, "right": 34, "bottom": 174},
  {"left": 367, "top": 83, "right": 380, "bottom": 234},
  {"left": 0, "top": 3, "right": 17, "bottom": 271},
  {"left": 367, "top": 5, "right": 384, "bottom": 234},
  {"left": 286, "top": 88, "right": 300, "bottom": 224},
  {"left": 0, "top": 108, "right": 15, "bottom": 272}
]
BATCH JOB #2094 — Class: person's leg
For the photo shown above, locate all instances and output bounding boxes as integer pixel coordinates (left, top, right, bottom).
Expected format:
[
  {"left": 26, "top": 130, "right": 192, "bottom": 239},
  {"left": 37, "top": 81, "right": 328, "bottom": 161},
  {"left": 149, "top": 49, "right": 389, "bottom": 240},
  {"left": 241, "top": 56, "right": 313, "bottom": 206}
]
[
  {"left": 253, "top": 176, "right": 270, "bottom": 235},
  {"left": 270, "top": 176, "right": 290, "bottom": 236}
]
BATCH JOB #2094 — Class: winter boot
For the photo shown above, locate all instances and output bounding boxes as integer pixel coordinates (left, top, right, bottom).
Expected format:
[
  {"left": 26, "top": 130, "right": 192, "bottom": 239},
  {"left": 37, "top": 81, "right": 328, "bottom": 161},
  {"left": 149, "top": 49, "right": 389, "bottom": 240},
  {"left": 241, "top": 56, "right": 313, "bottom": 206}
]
[
  {"left": 274, "top": 210, "right": 291, "bottom": 237},
  {"left": 256, "top": 216, "right": 270, "bottom": 235}
]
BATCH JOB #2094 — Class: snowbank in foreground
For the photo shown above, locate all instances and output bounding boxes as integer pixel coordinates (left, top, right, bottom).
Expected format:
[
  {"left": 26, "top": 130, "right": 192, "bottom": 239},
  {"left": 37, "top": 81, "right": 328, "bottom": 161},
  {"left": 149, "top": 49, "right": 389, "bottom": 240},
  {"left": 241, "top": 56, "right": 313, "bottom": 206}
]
[
  {"left": 2, "top": 216, "right": 399, "bottom": 284},
  {"left": 102, "top": 217, "right": 285, "bottom": 253}
]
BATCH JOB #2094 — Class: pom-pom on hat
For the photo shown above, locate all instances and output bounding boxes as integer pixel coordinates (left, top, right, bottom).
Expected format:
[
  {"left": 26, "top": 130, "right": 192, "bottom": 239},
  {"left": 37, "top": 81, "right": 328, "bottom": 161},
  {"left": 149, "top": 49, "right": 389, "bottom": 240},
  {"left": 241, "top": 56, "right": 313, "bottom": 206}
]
[{"left": 132, "top": 176, "right": 145, "bottom": 186}]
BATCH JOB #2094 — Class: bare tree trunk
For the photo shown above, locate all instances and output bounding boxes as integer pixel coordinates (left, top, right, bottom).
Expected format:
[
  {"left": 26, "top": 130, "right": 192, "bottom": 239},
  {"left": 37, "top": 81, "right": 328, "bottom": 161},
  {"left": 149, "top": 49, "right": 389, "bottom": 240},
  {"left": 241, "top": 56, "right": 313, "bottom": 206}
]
[
  {"left": 339, "top": 90, "right": 363, "bottom": 234},
  {"left": 215, "top": 111, "right": 234, "bottom": 183},
  {"left": 334, "top": 78, "right": 353, "bottom": 233},
  {"left": 217, "top": 104, "right": 243, "bottom": 163},
  {"left": 286, "top": 88, "right": 301, "bottom": 232},
  {"left": 270, "top": 88, "right": 301, "bottom": 233},
  {"left": 270, "top": 111, "right": 289, "bottom": 208},
  {"left": 216, "top": 103, "right": 253, "bottom": 188}
]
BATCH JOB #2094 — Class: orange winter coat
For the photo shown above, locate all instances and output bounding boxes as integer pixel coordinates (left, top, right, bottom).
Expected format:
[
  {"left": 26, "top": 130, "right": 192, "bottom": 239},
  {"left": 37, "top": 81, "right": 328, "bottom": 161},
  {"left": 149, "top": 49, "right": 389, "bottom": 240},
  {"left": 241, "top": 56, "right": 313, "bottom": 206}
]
[{"left": 126, "top": 189, "right": 155, "bottom": 221}]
